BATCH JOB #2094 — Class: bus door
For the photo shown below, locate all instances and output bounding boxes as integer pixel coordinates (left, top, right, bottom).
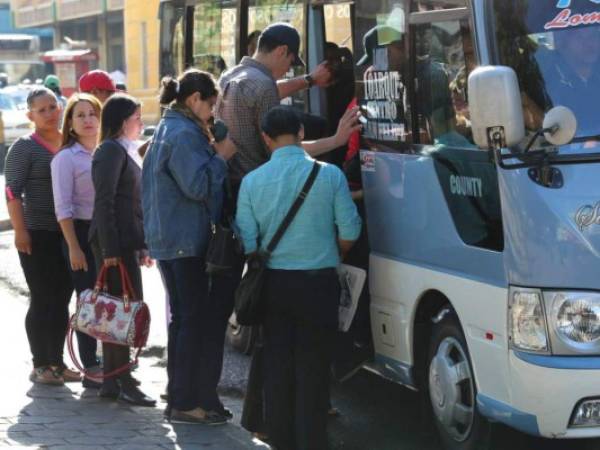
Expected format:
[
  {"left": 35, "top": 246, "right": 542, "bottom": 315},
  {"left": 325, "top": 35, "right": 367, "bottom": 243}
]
[
  {"left": 305, "top": 1, "right": 376, "bottom": 379},
  {"left": 307, "top": 1, "right": 355, "bottom": 164}
]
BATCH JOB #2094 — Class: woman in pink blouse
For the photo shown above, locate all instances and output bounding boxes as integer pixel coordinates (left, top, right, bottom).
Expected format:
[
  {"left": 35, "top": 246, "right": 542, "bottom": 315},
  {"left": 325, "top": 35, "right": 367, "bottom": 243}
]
[{"left": 51, "top": 93, "right": 103, "bottom": 388}]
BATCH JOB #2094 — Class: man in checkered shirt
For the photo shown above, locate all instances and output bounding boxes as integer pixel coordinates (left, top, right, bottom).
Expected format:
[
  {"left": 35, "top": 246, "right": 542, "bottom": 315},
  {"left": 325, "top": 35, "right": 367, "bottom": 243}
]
[{"left": 217, "top": 22, "right": 361, "bottom": 187}]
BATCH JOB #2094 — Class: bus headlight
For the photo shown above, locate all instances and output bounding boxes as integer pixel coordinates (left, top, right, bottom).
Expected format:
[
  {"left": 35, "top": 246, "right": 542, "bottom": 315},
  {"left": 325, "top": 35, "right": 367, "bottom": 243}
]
[
  {"left": 509, "top": 288, "right": 549, "bottom": 353},
  {"left": 547, "top": 291, "right": 600, "bottom": 353}
]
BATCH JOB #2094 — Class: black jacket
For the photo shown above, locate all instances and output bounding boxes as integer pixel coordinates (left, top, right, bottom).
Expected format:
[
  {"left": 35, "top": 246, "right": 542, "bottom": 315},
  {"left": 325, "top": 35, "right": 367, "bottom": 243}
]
[{"left": 89, "top": 139, "right": 145, "bottom": 258}]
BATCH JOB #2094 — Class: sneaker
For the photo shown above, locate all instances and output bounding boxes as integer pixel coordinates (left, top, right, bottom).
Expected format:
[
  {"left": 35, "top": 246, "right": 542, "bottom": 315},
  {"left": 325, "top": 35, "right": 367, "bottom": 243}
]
[
  {"left": 169, "top": 408, "right": 227, "bottom": 425},
  {"left": 30, "top": 367, "right": 64, "bottom": 386}
]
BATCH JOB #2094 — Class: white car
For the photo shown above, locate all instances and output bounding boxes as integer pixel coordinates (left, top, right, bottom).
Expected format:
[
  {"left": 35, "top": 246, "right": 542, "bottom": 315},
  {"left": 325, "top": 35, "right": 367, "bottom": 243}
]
[{"left": 0, "top": 92, "right": 31, "bottom": 144}]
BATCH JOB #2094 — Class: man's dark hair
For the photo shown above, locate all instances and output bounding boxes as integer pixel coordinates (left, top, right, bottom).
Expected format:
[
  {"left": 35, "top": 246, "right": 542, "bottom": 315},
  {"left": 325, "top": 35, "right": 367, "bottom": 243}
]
[
  {"left": 257, "top": 34, "right": 287, "bottom": 54},
  {"left": 261, "top": 106, "right": 302, "bottom": 139}
]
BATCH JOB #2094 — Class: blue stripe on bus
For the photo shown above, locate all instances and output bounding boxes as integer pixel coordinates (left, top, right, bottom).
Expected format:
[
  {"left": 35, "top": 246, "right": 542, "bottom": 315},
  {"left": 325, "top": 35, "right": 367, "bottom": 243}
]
[
  {"left": 514, "top": 350, "right": 600, "bottom": 370},
  {"left": 477, "top": 394, "right": 540, "bottom": 436}
]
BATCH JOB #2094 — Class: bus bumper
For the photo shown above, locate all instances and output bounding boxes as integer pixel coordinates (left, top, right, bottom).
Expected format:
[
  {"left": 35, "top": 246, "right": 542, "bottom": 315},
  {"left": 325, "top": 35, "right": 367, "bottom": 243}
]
[{"left": 479, "top": 351, "right": 600, "bottom": 438}]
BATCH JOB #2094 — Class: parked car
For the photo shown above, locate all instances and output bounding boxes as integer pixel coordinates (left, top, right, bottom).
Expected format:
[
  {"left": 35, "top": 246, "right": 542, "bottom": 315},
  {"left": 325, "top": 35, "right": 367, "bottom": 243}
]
[
  {"left": 1, "top": 85, "right": 29, "bottom": 111},
  {"left": 0, "top": 91, "right": 31, "bottom": 144}
]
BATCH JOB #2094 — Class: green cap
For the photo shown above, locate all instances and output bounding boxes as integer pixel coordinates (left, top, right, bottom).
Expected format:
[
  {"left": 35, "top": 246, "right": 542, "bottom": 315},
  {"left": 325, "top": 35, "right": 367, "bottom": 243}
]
[{"left": 44, "top": 74, "right": 60, "bottom": 89}]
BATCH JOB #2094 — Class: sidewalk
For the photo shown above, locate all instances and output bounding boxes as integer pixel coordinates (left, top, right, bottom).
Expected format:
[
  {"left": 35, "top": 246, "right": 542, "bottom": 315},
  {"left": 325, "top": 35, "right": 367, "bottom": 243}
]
[{"left": 0, "top": 229, "right": 264, "bottom": 449}]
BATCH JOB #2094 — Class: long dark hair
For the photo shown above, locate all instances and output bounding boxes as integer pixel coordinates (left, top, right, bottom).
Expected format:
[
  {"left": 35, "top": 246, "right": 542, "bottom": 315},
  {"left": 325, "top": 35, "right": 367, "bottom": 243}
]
[
  {"left": 99, "top": 93, "right": 141, "bottom": 142},
  {"left": 159, "top": 69, "right": 218, "bottom": 106}
]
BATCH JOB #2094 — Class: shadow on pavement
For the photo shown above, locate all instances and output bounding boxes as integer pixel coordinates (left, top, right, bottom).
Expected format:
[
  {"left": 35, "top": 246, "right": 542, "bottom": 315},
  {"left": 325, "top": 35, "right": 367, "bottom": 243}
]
[{"left": 7, "top": 383, "right": 178, "bottom": 449}]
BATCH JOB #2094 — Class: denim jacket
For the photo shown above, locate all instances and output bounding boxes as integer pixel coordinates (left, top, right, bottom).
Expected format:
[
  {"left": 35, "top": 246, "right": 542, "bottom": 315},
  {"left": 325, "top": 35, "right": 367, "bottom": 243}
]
[{"left": 142, "top": 108, "right": 227, "bottom": 260}]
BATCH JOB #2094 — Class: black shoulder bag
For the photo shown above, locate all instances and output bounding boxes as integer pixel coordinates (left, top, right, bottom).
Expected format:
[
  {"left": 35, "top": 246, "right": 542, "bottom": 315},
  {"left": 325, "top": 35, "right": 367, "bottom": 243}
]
[{"left": 235, "top": 161, "right": 321, "bottom": 325}]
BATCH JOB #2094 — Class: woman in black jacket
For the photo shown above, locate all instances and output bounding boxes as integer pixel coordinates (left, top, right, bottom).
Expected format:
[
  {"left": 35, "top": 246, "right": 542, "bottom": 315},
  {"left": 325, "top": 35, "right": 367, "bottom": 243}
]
[{"left": 89, "top": 94, "right": 155, "bottom": 406}]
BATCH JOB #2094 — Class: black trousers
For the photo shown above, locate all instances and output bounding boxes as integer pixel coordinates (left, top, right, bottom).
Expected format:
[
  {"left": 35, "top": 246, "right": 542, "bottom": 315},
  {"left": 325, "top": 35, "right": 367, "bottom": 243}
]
[
  {"left": 18, "top": 230, "right": 73, "bottom": 368},
  {"left": 159, "top": 257, "right": 233, "bottom": 412},
  {"left": 263, "top": 268, "right": 339, "bottom": 450},
  {"left": 91, "top": 240, "right": 143, "bottom": 386},
  {"left": 62, "top": 220, "right": 99, "bottom": 368}
]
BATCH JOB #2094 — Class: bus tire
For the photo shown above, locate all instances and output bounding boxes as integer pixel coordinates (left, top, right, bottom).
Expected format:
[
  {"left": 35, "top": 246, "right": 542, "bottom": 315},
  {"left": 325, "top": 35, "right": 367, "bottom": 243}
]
[
  {"left": 425, "top": 312, "right": 490, "bottom": 450},
  {"left": 226, "top": 321, "right": 256, "bottom": 355}
]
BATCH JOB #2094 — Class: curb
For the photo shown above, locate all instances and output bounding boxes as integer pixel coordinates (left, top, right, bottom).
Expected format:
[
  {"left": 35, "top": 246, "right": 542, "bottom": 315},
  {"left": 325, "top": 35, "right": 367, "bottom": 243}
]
[{"left": 0, "top": 219, "right": 11, "bottom": 232}]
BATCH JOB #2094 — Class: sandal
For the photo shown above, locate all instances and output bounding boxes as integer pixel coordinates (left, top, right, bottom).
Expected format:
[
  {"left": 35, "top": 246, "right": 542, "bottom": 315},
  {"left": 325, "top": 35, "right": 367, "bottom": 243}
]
[
  {"left": 30, "top": 367, "right": 64, "bottom": 386},
  {"left": 55, "top": 366, "right": 82, "bottom": 383}
]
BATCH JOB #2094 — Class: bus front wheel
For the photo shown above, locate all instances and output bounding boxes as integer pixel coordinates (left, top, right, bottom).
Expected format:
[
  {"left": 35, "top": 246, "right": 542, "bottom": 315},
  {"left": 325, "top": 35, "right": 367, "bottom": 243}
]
[{"left": 426, "top": 313, "right": 490, "bottom": 450}]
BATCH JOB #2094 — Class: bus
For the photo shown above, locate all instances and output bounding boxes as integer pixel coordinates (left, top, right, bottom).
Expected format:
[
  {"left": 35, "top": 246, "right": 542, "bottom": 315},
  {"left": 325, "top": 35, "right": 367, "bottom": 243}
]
[
  {"left": 0, "top": 34, "right": 45, "bottom": 83},
  {"left": 158, "top": 0, "right": 600, "bottom": 448}
]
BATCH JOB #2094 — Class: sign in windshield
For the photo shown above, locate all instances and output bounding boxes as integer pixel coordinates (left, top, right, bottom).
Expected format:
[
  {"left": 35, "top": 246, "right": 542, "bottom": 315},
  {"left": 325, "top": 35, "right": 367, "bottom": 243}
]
[{"left": 493, "top": 0, "right": 600, "bottom": 143}]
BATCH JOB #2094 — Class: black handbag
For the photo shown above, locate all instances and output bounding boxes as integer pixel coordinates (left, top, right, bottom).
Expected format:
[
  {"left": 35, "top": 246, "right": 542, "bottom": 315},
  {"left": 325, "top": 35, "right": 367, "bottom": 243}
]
[
  {"left": 205, "top": 178, "right": 243, "bottom": 274},
  {"left": 206, "top": 218, "right": 243, "bottom": 274},
  {"left": 235, "top": 161, "right": 321, "bottom": 325}
]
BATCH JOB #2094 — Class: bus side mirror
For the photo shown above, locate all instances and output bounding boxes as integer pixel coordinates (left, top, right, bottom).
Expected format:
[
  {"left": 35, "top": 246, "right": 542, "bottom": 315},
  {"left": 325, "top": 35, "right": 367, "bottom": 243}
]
[{"left": 468, "top": 66, "right": 525, "bottom": 150}]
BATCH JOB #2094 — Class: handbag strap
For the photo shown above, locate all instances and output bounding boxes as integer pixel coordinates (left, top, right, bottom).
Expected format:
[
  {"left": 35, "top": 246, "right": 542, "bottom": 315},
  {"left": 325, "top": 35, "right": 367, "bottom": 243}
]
[
  {"left": 265, "top": 161, "right": 321, "bottom": 255},
  {"left": 67, "top": 325, "right": 141, "bottom": 381},
  {"left": 93, "top": 262, "right": 139, "bottom": 309}
]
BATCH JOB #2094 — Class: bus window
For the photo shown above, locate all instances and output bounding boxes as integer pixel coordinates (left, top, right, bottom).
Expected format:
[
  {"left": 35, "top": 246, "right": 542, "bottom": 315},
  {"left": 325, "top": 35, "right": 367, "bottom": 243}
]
[
  {"left": 192, "top": 0, "right": 237, "bottom": 77},
  {"left": 411, "top": 0, "right": 466, "bottom": 11},
  {"left": 354, "top": 2, "right": 412, "bottom": 149},
  {"left": 413, "top": 20, "right": 476, "bottom": 148},
  {"left": 249, "top": 0, "right": 306, "bottom": 108},
  {"left": 159, "top": 2, "right": 185, "bottom": 78},
  {"left": 324, "top": 3, "right": 353, "bottom": 52}
]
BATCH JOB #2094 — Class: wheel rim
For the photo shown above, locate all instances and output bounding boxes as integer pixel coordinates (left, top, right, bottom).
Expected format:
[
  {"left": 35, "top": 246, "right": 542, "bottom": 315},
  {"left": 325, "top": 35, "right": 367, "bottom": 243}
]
[{"left": 428, "top": 336, "right": 475, "bottom": 442}]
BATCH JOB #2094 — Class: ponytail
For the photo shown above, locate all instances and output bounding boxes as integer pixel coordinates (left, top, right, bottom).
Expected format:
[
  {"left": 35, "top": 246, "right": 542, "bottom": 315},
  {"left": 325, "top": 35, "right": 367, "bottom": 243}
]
[
  {"left": 158, "top": 69, "right": 218, "bottom": 106},
  {"left": 159, "top": 76, "right": 179, "bottom": 105}
]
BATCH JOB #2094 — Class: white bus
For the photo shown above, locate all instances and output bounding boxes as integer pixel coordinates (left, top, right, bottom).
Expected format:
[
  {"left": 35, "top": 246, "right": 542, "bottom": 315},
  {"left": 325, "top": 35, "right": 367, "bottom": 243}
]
[{"left": 159, "top": 1, "right": 600, "bottom": 448}]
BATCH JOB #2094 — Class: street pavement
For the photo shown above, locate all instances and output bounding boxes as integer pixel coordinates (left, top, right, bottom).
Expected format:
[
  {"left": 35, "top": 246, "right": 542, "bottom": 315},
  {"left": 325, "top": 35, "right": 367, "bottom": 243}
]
[
  {"left": 0, "top": 174, "right": 261, "bottom": 449},
  {"left": 0, "top": 228, "right": 267, "bottom": 449}
]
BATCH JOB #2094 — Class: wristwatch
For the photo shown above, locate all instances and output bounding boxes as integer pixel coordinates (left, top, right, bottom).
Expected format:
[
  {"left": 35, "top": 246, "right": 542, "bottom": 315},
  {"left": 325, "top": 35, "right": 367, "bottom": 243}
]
[{"left": 304, "top": 74, "right": 314, "bottom": 88}]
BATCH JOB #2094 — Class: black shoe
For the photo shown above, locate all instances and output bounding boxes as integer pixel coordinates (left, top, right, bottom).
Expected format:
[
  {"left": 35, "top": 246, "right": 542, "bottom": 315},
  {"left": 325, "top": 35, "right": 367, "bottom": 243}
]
[
  {"left": 213, "top": 406, "right": 233, "bottom": 420},
  {"left": 118, "top": 385, "right": 156, "bottom": 407},
  {"left": 129, "top": 374, "right": 141, "bottom": 387},
  {"left": 98, "top": 380, "right": 119, "bottom": 400},
  {"left": 82, "top": 377, "right": 102, "bottom": 389}
]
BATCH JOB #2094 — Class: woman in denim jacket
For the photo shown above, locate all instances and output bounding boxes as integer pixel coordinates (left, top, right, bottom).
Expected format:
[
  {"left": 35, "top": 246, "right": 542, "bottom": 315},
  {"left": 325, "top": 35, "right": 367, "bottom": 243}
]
[{"left": 141, "top": 69, "right": 236, "bottom": 424}]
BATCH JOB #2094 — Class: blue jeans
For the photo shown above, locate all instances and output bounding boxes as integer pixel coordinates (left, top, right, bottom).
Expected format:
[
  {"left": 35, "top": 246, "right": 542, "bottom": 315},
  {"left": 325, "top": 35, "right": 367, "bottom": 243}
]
[
  {"left": 62, "top": 220, "right": 100, "bottom": 368},
  {"left": 159, "top": 257, "right": 232, "bottom": 411}
]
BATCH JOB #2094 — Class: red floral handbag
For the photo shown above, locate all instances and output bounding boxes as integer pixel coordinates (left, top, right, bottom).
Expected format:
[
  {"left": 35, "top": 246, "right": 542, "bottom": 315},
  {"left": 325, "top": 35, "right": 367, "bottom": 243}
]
[{"left": 67, "top": 262, "right": 151, "bottom": 379}]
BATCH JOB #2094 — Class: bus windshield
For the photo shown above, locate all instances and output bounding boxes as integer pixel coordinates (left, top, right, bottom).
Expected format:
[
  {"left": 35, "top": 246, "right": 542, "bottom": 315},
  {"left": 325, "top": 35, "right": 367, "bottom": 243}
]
[{"left": 493, "top": 0, "right": 600, "bottom": 143}]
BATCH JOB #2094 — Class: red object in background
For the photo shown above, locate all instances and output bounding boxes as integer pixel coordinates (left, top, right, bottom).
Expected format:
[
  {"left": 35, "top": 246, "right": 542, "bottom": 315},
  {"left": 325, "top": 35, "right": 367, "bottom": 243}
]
[
  {"left": 79, "top": 70, "right": 116, "bottom": 93},
  {"left": 345, "top": 97, "right": 360, "bottom": 162},
  {"left": 41, "top": 49, "right": 98, "bottom": 97}
]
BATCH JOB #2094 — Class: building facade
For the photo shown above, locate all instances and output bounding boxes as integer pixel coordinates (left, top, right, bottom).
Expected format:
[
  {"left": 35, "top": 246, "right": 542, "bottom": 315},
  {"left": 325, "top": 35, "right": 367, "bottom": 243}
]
[
  {"left": 124, "top": 0, "right": 160, "bottom": 123},
  {"left": 10, "top": 0, "right": 124, "bottom": 76}
]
